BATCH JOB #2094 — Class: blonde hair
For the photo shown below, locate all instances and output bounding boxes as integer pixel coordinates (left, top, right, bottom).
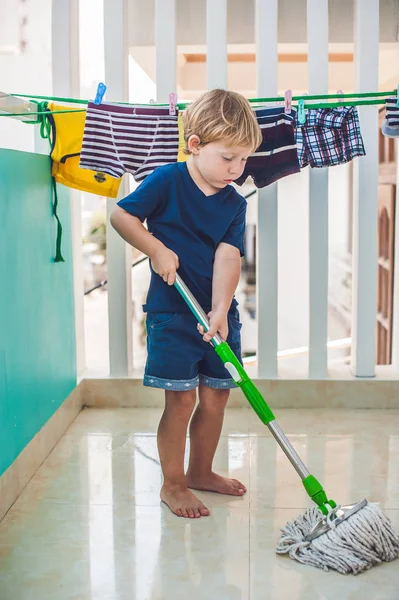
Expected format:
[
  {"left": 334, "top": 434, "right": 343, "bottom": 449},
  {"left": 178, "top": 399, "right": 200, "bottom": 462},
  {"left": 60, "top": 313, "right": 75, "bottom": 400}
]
[{"left": 182, "top": 89, "right": 262, "bottom": 154}]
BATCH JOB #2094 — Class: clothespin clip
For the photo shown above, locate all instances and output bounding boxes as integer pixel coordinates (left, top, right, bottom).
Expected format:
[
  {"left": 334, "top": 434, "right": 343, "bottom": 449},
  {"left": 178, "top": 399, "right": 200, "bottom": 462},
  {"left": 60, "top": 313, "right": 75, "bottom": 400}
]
[
  {"left": 169, "top": 92, "right": 177, "bottom": 116},
  {"left": 297, "top": 99, "right": 306, "bottom": 125},
  {"left": 396, "top": 84, "right": 399, "bottom": 108},
  {"left": 337, "top": 89, "right": 344, "bottom": 112},
  {"left": 284, "top": 89, "right": 292, "bottom": 114},
  {"left": 94, "top": 82, "right": 106, "bottom": 105}
]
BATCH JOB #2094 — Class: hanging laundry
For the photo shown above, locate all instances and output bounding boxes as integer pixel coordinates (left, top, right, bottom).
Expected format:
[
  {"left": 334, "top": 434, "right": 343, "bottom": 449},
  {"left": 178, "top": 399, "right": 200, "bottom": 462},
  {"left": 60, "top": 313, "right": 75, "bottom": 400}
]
[
  {"left": 79, "top": 102, "right": 179, "bottom": 181},
  {"left": 295, "top": 106, "right": 366, "bottom": 168},
  {"left": 47, "top": 102, "right": 122, "bottom": 198},
  {"left": 177, "top": 112, "right": 188, "bottom": 162},
  {"left": 234, "top": 107, "right": 300, "bottom": 188},
  {"left": 382, "top": 97, "right": 399, "bottom": 138}
]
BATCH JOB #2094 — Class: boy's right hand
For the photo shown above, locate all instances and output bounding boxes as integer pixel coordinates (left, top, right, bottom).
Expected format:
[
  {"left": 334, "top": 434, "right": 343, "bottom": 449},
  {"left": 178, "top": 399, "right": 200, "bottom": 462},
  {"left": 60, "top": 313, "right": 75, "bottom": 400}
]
[{"left": 150, "top": 245, "right": 179, "bottom": 285}]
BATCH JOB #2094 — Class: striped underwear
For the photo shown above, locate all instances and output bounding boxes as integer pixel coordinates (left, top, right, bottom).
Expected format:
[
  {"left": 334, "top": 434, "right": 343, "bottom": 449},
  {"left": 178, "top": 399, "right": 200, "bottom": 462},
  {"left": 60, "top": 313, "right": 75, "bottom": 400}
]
[
  {"left": 234, "top": 107, "right": 301, "bottom": 188},
  {"left": 385, "top": 97, "right": 399, "bottom": 127},
  {"left": 79, "top": 102, "right": 179, "bottom": 182}
]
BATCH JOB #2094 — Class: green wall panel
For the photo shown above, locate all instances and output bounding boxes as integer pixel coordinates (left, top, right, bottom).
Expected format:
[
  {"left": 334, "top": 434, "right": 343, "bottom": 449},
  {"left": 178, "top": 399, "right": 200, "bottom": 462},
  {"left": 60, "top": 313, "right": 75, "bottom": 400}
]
[{"left": 0, "top": 149, "right": 76, "bottom": 476}]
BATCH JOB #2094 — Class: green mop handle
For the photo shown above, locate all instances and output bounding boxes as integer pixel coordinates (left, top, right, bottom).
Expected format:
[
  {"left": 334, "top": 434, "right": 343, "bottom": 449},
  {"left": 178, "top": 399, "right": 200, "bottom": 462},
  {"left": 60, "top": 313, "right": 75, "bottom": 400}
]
[{"left": 174, "top": 273, "right": 336, "bottom": 515}]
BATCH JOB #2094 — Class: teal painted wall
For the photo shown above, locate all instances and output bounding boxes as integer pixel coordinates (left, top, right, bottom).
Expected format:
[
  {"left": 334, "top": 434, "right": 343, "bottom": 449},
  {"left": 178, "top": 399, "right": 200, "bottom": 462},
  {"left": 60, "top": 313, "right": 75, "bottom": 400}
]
[{"left": 0, "top": 149, "right": 76, "bottom": 476}]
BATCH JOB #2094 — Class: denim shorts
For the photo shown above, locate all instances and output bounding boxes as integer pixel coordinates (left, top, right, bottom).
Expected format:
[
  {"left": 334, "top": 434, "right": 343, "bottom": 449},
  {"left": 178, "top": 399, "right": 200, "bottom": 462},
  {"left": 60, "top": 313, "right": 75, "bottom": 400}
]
[{"left": 144, "top": 309, "right": 243, "bottom": 391}]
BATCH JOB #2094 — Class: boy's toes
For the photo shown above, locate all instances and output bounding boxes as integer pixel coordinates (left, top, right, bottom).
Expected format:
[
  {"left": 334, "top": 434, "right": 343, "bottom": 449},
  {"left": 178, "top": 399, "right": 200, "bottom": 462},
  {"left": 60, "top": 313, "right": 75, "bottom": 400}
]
[
  {"left": 160, "top": 483, "right": 210, "bottom": 518},
  {"left": 233, "top": 479, "right": 247, "bottom": 494}
]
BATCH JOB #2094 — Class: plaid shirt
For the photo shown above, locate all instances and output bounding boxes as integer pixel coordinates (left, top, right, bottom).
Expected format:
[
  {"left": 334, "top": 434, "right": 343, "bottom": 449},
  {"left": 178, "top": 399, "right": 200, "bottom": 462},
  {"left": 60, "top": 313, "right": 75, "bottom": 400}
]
[{"left": 295, "top": 107, "right": 366, "bottom": 168}]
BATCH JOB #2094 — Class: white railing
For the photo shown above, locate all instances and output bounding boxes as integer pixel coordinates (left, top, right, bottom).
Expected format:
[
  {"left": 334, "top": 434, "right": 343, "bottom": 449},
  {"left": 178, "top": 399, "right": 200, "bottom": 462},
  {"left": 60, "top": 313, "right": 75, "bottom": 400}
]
[
  {"left": 51, "top": 0, "right": 393, "bottom": 381},
  {"left": 243, "top": 338, "right": 352, "bottom": 366}
]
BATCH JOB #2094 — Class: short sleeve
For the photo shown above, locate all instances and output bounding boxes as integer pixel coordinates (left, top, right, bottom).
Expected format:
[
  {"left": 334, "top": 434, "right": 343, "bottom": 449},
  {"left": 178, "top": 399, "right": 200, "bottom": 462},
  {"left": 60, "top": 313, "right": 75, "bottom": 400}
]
[
  {"left": 220, "top": 200, "right": 247, "bottom": 257},
  {"left": 117, "top": 167, "right": 167, "bottom": 222}
]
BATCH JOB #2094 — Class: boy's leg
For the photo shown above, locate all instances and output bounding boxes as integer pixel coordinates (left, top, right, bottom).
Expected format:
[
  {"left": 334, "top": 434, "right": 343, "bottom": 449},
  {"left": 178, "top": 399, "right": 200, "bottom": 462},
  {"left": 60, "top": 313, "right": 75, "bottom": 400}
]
[
  {"left": 158, "top": 389, "right": 210, "bottom": 518},
  {"left": 186, "top": 384, "right": 247, "bottom": 496}
]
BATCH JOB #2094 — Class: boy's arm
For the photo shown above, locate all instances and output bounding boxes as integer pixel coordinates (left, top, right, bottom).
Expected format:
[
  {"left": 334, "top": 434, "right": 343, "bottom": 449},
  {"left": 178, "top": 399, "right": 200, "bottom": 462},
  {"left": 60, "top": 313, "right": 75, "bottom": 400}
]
[
  {"left": 200, "top": 242, "right": 241, "bottom": 342},
  {"left": 110, "top": 206, "right": 179, "bottom": 285}
]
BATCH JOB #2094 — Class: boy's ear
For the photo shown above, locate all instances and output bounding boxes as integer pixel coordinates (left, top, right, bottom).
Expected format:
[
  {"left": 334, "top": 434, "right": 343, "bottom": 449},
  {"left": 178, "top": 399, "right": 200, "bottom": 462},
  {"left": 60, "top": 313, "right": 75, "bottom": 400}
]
[{"left": 188, "top": 134, "right": 201, "bottom": 154}]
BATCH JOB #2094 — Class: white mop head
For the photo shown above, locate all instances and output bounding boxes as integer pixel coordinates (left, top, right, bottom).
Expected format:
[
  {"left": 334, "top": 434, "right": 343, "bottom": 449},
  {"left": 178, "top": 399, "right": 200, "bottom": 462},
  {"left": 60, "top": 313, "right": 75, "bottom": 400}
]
[{"left": 276, "top": 503, "right": 399, "bottom": 575}]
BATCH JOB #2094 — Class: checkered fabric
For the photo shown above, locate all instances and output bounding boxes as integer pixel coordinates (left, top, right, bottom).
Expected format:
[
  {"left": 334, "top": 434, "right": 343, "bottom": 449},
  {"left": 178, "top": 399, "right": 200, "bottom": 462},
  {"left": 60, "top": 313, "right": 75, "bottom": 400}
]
[
  {"left": 385, "top": 97, "right": 399, "bottom": 127},
  {"left": 295, "top": 107, "right": 366, "bottom": 168}
]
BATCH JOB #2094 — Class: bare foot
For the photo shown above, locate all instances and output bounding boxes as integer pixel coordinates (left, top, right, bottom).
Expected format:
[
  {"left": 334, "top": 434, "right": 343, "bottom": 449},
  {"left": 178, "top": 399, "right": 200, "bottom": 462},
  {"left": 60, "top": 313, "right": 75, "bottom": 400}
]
[
  {"left": 160, "top": 482, "right": 210, "bottom": 518},
  {"left": 186, "top": 471, "right": 247, "bottom": 496}
]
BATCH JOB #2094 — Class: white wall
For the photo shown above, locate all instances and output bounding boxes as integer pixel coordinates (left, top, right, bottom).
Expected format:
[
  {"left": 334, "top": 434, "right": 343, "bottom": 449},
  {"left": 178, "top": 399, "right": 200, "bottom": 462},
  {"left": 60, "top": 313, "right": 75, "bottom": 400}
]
[{"left": 0, "top": 0, "right": 52, "bottom": 153}]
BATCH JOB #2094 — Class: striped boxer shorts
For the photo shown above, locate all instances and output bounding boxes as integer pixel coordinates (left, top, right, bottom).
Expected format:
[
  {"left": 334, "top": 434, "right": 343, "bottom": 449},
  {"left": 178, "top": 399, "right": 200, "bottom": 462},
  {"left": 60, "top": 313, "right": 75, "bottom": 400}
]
[
  {"left": 385, "top": 97, "right": 399, "bottom": 127},
  {"left": 234, "top": 107, "right": 301, "bottom": 188},
  {"left": 79, "top": 102, "right": 179, "bottom": 182},
  {"left": 295, "top": 106, "right": 366, "bottom": 168}
]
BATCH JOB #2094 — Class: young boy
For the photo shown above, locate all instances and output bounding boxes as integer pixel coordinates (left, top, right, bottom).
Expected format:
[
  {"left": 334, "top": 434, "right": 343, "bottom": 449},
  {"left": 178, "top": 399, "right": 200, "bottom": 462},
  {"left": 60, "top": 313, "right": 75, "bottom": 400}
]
[{"left": 110, "top": 89, "right": 262, "bottom": 519}]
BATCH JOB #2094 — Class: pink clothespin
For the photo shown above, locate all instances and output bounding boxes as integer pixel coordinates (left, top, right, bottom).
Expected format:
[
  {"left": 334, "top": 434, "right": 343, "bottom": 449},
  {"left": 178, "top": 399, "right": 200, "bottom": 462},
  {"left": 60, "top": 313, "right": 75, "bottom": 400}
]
[
  {"left": 337, "top": 89, "right": 344, "bottom": 112},
  {"left": 169, "top": 92, "right": 177, "bottom": 116},
  {"left": 284, "top": 89, "right": 292, "bottom": 114}
]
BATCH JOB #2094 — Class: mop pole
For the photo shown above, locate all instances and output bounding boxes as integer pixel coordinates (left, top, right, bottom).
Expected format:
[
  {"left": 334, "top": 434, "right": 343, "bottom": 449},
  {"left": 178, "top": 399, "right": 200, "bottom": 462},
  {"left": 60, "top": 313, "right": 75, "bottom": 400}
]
[{"left": 174, "top": 273, "right": 336, "bottom": 515}]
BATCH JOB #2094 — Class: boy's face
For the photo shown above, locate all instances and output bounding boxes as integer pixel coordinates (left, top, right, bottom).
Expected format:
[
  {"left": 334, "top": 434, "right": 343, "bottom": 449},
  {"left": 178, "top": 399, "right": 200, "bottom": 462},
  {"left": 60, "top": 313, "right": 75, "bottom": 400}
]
[{"left": 191, "top": 139, "right": 252, "bottom": 190}]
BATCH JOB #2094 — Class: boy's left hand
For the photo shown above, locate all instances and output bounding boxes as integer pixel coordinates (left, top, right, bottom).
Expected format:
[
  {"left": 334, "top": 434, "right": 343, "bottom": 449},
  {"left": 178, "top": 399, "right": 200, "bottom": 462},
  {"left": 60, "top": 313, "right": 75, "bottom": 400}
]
[{"left": 197, "top": 309, "right": 228, "bottom": 343}]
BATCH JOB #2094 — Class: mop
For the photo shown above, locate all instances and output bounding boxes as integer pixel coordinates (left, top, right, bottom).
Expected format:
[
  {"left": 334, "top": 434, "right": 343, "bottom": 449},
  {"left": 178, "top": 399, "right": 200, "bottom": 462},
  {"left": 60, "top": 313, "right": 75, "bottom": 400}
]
[{"left": 174, "top": 273, "right": 399, "bottom": 575}]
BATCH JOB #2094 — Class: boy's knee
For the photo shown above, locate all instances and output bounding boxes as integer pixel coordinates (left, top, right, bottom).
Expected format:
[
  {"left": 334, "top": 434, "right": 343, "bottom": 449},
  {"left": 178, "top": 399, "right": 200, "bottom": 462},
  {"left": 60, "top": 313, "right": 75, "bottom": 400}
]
[
  {"left": 165, "top": 389, "right": 197, "bottom": 412},
  {"left": 200, "top": 388, "right": 230, "bottom": 410}
]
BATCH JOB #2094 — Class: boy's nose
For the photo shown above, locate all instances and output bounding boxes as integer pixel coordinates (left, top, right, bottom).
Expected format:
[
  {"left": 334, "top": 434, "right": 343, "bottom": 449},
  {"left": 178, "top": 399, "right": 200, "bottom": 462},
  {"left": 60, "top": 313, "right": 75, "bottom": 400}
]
[{"left": 229, "top": 166, "right": 241, "bottom": 177}]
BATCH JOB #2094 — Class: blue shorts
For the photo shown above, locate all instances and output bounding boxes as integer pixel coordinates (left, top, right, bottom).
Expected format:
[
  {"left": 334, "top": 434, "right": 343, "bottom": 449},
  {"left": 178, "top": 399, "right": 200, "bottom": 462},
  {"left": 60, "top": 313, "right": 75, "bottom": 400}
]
[{"left": 144, "top": 309, "right": 243, "bottom": 391}]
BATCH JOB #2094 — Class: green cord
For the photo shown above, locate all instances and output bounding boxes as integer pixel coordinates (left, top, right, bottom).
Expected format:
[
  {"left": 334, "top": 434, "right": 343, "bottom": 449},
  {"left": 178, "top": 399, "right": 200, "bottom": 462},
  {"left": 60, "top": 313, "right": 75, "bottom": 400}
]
[
  {"left": 51, "top": 173, "right": 65, "bottom": 263},
  {"left": 34, "top": 103, "right": 65, "bottom": 263},
  {"left": 8, "top": 88, "right": 397, "bottom": 113},
  {"left": 0, "top": 108, "right": 86, "bottom": 118},
  {"left": 0, "top": 98, "right": 392, "bottom": 118}
]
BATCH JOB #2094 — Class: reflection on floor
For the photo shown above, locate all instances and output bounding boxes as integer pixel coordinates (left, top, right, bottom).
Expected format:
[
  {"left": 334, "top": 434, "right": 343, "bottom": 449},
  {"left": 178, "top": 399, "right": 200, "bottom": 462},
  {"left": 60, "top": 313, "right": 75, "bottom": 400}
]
[{"left": 0, "top": 407, "right": 398, "bottom": 599}]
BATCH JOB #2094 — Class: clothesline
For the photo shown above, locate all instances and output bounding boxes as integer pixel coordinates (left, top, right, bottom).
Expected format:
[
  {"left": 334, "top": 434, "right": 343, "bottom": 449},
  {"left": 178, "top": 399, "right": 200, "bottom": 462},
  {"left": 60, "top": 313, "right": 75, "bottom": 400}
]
[
  {"left": 1, "top": 89, "right": 396, "bottom": 119},
  {"left": 3, "top": 89, "right": 397, "bottom": 265}
]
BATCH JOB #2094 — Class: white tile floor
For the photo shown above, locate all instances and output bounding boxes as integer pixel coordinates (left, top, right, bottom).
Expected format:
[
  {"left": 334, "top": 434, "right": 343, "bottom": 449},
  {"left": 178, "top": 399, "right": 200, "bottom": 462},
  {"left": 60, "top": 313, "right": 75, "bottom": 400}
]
[{"left": 0, "top": 407, "right": 398, "bottom": 600}]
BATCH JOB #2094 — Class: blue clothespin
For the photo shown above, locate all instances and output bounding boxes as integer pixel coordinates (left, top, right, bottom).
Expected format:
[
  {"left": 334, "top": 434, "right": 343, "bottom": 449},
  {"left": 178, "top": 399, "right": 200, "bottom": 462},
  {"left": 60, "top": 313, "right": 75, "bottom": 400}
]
[
  {"left": 396, "top": 84, "right": 399, "bottom": 108},
  {"left": 298, "top": 99, "right": 306, "bottom": 125},
  {"left": 94, "top": 82, "right": 107, "bottom": 105}
]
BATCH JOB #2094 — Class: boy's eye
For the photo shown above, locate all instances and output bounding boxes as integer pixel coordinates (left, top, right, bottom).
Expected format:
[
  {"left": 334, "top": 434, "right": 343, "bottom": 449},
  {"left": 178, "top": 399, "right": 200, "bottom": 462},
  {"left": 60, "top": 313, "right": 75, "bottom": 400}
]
[{"left": 223, "top": 156, "right": 233, "bottom": 161}]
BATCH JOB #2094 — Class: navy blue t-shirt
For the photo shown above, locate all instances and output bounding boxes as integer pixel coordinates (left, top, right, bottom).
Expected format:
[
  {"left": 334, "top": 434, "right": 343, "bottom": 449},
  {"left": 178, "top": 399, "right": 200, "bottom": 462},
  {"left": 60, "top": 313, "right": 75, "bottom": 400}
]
[{"left": 117, "top": 162, "right": 247, "bottom": 313}]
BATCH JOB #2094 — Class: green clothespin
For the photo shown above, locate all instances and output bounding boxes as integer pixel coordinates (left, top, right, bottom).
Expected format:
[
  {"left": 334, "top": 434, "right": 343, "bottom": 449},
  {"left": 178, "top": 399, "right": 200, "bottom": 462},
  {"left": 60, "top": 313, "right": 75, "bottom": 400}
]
[{"left": 298, "top": 99, "right": 306, "bottom": 124}]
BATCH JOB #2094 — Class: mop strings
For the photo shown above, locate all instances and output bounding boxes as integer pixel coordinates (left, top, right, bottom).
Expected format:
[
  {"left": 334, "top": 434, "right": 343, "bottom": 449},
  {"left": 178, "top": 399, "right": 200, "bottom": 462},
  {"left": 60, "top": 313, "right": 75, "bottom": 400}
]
[{"left": 276, "top": 503, "right": 399, "bottom": 575}]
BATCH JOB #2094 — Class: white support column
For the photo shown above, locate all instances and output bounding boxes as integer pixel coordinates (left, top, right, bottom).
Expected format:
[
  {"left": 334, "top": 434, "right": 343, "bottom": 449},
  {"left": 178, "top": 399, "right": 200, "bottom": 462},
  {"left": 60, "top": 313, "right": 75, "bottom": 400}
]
[
  {"left": 51, "top": 0, "right": 80, "bottom": 98},
  {"left": 391, "top": 139, "right": 399, "bottom": 371},
  {"left": 307, "top": 0, "right": 329, "bottom": 378},
  {"left": 255, "top": 0, "right": 278, "bottom": 378},
  {"left": 51, "top": 0, "right": 86, "bottom": 378},
  {"left": 104, "top": 0, "right": 133, "bottom": 376},
  {"left": 155, "top": 0, "right": 176, "bottom": 101},
  {"left": 351, "top": 0, "right": 379, "bottom": 377},
  {"left": 206, "top": 0, "right": 227, "bottom": 90}
]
